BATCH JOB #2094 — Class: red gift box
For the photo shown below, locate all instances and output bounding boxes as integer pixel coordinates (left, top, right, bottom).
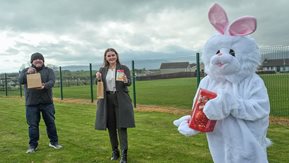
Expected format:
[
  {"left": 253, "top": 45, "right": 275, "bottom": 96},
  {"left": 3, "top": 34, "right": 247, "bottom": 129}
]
[
  {"left": 116, "top": 69, "right": 125, "bottom": 81},
  {"left": 189, "top": 88, "right": 217, "bottom": 132}
]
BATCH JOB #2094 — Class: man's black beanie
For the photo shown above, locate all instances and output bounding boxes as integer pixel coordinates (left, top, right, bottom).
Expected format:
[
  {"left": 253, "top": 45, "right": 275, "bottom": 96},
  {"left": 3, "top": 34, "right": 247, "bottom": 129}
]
[{"left": 30, "top": 52, "right": 44, "bottom": 63}]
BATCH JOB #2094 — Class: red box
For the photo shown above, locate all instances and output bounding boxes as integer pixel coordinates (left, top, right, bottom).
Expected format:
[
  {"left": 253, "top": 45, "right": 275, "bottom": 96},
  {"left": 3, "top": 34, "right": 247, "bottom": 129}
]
[
  {"left": 116, "top": 69, "right": 125, "bottom": 81},
  {"left": 189, "top": 88, "right": 217, "bottom": 132}
]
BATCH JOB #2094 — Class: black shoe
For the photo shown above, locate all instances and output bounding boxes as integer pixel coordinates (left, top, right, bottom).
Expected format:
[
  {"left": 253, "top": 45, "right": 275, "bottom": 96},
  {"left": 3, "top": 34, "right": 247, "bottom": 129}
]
[
  {"left": 111, "top": 149, "right": 120, "bottom": 160},
  {"left": 120, "top": 150, "right": 127, "bottom": 163}
]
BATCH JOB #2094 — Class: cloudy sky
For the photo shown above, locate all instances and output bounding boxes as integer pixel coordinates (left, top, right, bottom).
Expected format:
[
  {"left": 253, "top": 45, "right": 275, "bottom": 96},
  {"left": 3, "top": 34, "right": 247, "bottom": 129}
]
[{"left": 0, "top": 0, "right": 289, "bottom": 72}]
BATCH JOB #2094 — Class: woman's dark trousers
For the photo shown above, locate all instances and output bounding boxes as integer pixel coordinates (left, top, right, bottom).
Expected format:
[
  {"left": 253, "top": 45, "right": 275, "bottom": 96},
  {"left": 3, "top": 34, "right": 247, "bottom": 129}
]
[{"left": 107, "top": 93, "right": 128, "bottom": 161}]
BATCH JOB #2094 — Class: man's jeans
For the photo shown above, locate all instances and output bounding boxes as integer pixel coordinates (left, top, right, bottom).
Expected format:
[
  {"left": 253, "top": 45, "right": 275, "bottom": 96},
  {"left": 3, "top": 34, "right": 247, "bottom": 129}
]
[{"left": 26, "top": 104, "right": 59, "bottom": 148}]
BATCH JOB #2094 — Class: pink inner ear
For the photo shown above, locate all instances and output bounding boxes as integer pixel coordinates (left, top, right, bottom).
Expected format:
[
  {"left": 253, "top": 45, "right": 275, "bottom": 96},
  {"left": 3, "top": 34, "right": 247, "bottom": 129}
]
[
  {"left": 208, "top": 3, "right": 229, "bottom": 34},
  {"left": 229, "top": 16, "right": 257, "bottom": 36}
]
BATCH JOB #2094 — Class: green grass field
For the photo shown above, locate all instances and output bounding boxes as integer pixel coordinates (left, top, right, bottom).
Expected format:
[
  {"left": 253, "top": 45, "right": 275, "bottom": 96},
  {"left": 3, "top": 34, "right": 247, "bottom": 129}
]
[
  {"left": 0, "top": 97, "right": 289, "bottom": 162},
  {"left": 52, "top": 75, "right": 289, "bottom": 116},
  {"left": 260, "top": 73, "right": 289, "bottom": 116},
  {"left": 1, "top": 73, "right": 289, "bottom": 116},
  {"left": 51, "top": 77, "right": 197, "bottom": 109}
]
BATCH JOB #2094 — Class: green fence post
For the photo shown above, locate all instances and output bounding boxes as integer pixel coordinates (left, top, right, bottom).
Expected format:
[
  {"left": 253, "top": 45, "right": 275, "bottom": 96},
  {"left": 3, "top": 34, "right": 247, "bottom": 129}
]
[
  {"left": 19, "top": 71, "right": 22, "bottom": 97},
  {"left": 5, "top": 73, "right": 8, "bottom": 96},
  {"left": 89, "top": 63, "right": 94, "bottom": 103},
  {"left": 132, "top": 60, "right": 136, "bottom": 108},
  {"left": 59, "top": 66, "right": 63, "bottom": 100},
  {"left": 196, "top": 52, "right": 201, "bottom": 87}
]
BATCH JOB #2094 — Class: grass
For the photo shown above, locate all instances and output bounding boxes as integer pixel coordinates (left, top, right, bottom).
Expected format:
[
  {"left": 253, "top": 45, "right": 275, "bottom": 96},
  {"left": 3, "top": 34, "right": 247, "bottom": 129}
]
[
  {"left": 1, "top": 73, "right": 289, "bottom": 116},
  {"left": 130, "top": 78, "right": 197, "bottom": 109},
  {"left": 0, "top": 97, "right": 289, "bottom": 162},
  {"left": 51, "top": 77, "right": 197, "bottom": 109},
  {"left": 260, "top": 73, "right": 289, "bottom": 116},
  {"left": 53, "top": 75, "right": 289, "bottom": 116}
]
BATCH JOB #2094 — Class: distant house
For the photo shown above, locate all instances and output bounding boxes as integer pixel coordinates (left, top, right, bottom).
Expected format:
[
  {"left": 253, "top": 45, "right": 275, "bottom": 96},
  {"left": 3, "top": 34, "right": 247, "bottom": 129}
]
[
  {"left": 261, "top": 58, "right": 289, "bottom": 72},
  {"left": 191, "top": 63, "right": 205, "bottom": 73},
  {"left": 160, "top": 62, "right": 192, "bottom": 74}
]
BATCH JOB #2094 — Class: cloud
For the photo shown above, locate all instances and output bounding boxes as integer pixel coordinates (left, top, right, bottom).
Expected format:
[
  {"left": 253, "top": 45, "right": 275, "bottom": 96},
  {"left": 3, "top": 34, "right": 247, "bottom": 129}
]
[{"left": 0, "top": 0, "right": 289, "bottom": 73}]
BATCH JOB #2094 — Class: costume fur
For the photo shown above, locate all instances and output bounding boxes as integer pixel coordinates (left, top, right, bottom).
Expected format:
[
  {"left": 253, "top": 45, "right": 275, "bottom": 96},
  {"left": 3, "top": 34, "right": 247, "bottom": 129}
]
[{"left": 174, "top": 3, "right": 271, "bottom": 163}]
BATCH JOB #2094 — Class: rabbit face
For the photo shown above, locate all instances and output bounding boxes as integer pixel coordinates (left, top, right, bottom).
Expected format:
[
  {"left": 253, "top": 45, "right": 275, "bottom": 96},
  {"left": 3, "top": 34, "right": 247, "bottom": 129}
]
[
  {"left": 204, "top": 35, "right": 241, "bottom": 76},
  {"left": 203, "top": 33, "right": 260, "bottom": 81},
  {"left": 202, "top": 3, "right": 261, "bottom": 82}
]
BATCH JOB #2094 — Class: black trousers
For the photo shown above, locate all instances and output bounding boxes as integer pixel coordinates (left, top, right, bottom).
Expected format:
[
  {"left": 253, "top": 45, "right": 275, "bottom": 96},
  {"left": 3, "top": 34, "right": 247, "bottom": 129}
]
[{"left": 106, "top": 93, "right": 128, "bottom": 151}]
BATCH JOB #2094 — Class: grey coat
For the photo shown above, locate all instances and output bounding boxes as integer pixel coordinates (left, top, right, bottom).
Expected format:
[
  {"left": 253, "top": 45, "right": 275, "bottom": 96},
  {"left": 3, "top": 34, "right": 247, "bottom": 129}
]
[{"left": 95, "top": 64, "right": 135, "bottom": 130}]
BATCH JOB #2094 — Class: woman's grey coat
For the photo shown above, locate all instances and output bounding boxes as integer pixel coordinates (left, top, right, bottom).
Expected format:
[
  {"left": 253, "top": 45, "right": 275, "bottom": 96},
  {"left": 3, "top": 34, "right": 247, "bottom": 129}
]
[{"left": 95, "top": 64, "right": 135, "bottom": 130}]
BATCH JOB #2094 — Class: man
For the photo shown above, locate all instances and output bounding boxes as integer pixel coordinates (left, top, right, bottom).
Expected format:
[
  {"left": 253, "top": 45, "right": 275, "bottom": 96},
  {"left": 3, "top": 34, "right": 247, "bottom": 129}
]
[{"left": 19, "top": 52, "right": 62, "bottom": 153}]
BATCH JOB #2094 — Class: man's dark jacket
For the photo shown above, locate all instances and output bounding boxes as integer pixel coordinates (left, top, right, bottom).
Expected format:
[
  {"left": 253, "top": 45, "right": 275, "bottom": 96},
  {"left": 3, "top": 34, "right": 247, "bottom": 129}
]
[{"left": 19, "top": 66, "right": 55, "bottom": 106}]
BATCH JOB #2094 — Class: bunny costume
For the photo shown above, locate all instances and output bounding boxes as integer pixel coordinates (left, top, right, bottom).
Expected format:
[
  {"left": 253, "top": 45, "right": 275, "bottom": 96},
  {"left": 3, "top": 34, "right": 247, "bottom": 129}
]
[{"left": 174, "top": 4, "right": 271, "bottom": 163}]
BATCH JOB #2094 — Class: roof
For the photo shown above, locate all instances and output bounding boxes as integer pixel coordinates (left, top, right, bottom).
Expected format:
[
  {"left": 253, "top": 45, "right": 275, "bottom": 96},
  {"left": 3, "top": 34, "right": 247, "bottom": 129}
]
[
  {"left": 160, "top": 62, "right": 190, "bottom": 69},
  {"left": 190, "top": 63, "right": 197, "bottom": 67},
  {"left": 262, "top": 58, "right": 289, "bottom": 67}
]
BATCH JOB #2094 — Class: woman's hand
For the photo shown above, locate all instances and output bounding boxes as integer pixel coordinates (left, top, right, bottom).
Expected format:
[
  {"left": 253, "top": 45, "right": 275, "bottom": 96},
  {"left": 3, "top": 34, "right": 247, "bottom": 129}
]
[
  {"left": 123, "top": 74, "right": 128, "bottom": 83},
  {"left": 96, "top": 72, "right": 102, "bottom": 81}
]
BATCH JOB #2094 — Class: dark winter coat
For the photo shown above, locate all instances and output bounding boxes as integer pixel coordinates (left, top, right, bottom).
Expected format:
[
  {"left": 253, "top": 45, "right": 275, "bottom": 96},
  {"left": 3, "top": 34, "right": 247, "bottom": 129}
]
[
  {"left": 18, "top": 66, "right": 55, "bottom": 106},
  {"left": 95, "top": 64, "right": 135, "bottom": 130}
]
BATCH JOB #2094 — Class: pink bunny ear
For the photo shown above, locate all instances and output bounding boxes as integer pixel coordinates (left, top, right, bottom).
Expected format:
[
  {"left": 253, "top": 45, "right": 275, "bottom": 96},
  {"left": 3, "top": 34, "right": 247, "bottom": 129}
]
[
  {"left": 229, "top": 16, "right": 257, "bottom": 36},
  {"left": 208, "top": 3, "right": 229, "bottom": 34}
]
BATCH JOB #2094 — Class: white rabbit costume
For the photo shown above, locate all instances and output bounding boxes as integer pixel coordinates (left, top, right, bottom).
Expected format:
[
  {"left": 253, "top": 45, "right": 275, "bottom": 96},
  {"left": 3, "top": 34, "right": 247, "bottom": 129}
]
[{"left": 174, "top": 4, "right": 271, "bottom": 163}]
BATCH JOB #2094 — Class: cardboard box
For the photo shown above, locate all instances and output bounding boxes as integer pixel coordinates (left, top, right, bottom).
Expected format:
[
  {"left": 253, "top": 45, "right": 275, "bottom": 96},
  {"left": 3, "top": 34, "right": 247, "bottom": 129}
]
[
  {"left": 27, "top": 73, "right": 42, "bottom": 89},
  {"left": 189, "top": 88, "right": 217, "bottom": 132}
]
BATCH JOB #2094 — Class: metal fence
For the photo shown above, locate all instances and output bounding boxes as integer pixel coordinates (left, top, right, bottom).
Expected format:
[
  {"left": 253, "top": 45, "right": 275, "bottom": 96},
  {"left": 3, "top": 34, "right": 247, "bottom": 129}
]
[{"left": 1, "top": 46, "right": 289, "bottom": 117}]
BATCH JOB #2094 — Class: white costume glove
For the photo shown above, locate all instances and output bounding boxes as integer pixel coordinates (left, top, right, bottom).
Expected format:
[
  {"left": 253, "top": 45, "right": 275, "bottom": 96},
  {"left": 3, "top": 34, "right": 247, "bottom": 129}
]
[
  {"left": 178, "top": 121, "right": 200, "bottom": 136},
  {"left": 203, "top": 90, "right": 238, "bottom": 120},
  {"left": 173, "top": 115, "right": 191, "bottom": 127},
  {"left": 173, "top": 115, "right": 199, "bottom": 137}
]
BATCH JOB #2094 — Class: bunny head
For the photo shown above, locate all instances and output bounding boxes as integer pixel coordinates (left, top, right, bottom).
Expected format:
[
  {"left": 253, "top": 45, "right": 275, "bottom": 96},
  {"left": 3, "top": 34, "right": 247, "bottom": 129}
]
[{"left": 202, "top": 3, "right": 261, "bottom": 82}]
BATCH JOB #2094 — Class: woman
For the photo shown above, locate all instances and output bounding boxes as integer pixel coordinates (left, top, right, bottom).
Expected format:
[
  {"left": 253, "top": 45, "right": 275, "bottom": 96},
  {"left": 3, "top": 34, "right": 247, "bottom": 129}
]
[{"left": 95, "top": 48, "right": 135, "bottom": 163}]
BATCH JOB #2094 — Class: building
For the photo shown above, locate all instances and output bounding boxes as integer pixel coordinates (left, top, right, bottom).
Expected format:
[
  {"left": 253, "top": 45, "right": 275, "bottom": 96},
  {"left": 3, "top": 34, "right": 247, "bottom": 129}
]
[
  {"left": 159, "top": 62, "right": 192, "bottom": 74},
  {"left": 261, "top": 58, "right": 289, "bottom": 72},
  {"left": 191, "top": 63, "right": 205, "bottom": 73}
]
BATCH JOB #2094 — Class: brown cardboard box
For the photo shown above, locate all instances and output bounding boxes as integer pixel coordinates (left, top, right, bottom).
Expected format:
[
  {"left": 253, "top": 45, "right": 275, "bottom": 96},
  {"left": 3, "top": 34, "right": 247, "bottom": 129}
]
[{"left": 27, "top": 73, "right": 42, "bottom": 89}]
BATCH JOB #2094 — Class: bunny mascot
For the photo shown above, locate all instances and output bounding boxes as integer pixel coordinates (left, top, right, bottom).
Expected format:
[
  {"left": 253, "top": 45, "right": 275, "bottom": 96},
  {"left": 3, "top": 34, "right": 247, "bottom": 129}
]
[{"left": 174, "top": 3, "right": 271, "bottom": 163}]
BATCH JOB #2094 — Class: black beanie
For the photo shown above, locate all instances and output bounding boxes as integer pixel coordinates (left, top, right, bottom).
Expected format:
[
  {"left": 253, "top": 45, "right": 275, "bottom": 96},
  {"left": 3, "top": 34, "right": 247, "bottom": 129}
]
[{"left": 30, "top": 52, "right": 44, "bottom": 63}]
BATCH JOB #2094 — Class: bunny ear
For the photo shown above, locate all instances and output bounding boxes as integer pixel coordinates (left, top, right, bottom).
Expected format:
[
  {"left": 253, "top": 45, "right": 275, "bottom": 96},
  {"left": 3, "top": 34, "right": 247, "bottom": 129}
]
[
  {"left": 208, "top": 3, "right": 229, "bottom": 34},
  {"left": 229, "top": 16, "right": 257, "bottom": 36}
]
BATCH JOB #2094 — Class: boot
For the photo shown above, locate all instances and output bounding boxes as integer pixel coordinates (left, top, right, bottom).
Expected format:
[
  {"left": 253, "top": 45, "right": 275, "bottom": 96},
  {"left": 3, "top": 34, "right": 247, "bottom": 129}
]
[
  {"left": 111, "top": 149, "right": 120, "bottom": 160},
  {"left": 120, "top": 150, "right": 127, "bottom": 163}
]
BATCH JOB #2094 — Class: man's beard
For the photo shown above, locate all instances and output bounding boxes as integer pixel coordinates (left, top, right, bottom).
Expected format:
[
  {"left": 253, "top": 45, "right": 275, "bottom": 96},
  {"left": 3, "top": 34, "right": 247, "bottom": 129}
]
[{"left": 32, "top": 64, "right": 44, "bottom": 71}]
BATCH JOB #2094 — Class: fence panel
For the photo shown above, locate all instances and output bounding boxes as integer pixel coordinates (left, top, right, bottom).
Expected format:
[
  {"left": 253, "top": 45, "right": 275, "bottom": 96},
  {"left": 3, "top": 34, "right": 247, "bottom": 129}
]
[
  {"left": 1, "top": 46, "right": 289, "bottom": 117},
  {"left": 0, "top": 73, "right": 21, "bottom": 97}
]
